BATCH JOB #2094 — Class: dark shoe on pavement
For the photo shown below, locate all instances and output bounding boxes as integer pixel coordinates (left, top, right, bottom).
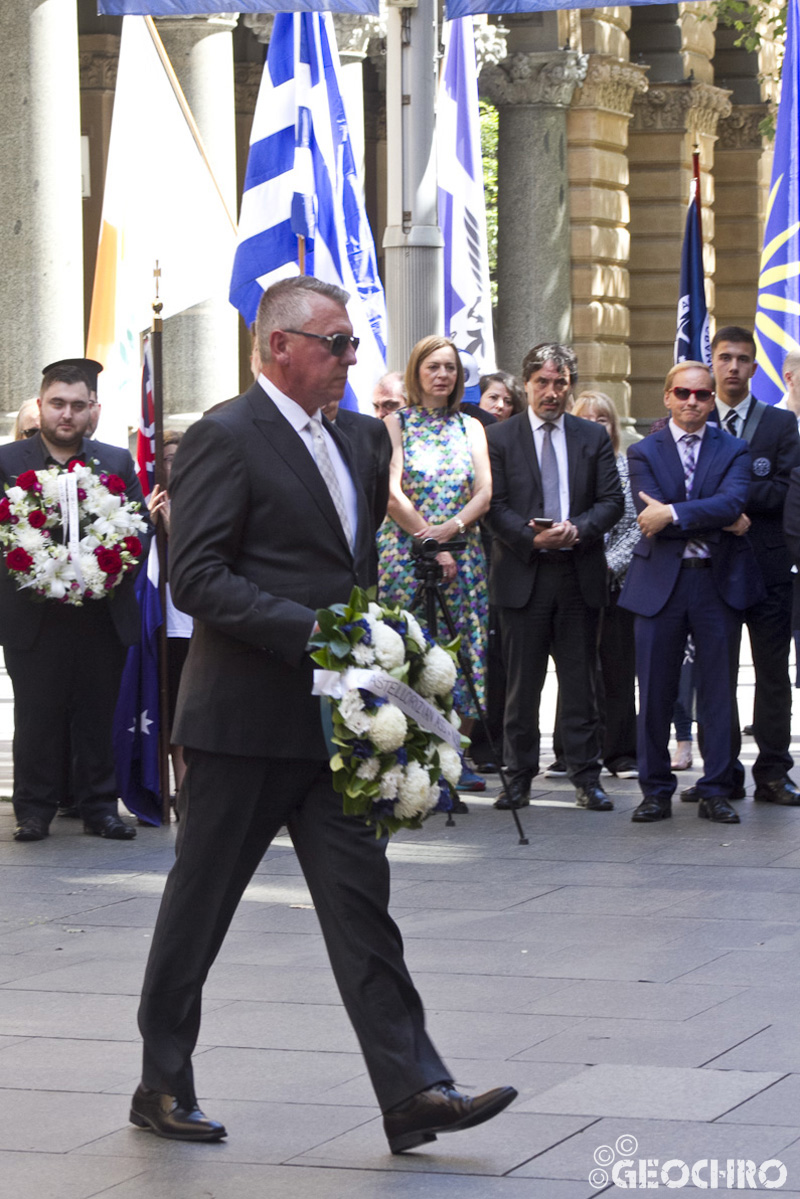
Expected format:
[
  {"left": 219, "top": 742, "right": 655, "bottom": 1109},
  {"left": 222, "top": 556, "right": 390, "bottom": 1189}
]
[
  {"left": 477, "top": 761, "right": 500, "bottom": 774},
  {"left": 544, "top": 759, "right": 567, "bottom": 778},
  {"left": 84, "top": 814, "right": 137, "bottom": 840},
  {"left": 384, "top": 1082, "right": 518, "bottom": 1154},
  {"left": 130, "top": 1085, "right": 226, "bottom": 1141},
  {"left": 608, "top": 758, "right": 639, "bottom": 779},
  {"left": 682, "top": 782, "right": 746, "bottom": 803},
  {"left": 494, "top": 775, "right": 531, "bottom": 810},
  {"left": 575, "top": 783, "right": 614, "bottom": 811},
  {"left": 631, "top": 796, "right": 671, "bottom": 823},
  {"left": 753, "top": 777, "right": 800, "bottom": 806},
  {"left": 13, "top": 817, "right": 50, "bottom": 842},
  {"left": 57, "top": 802, "right": 81, "bottom": 819},
  {"left": 742, "top": 724, "right": 754, "bottom": 736},
  {"left": 698, "top": 795, "right": 740, "bottom": 823}
]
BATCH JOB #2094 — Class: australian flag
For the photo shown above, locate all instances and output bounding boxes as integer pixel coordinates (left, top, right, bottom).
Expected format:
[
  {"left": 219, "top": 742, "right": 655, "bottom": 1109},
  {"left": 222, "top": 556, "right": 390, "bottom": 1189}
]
[{"left": 674, "top": 174, "right": 710, "bottom": 366}]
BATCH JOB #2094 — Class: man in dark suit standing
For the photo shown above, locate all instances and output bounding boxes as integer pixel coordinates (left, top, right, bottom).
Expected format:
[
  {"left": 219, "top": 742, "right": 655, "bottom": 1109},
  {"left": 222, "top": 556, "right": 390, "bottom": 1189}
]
[
  {"left": 620, "top": 360, "right": 765, "bottom": 824},
  {"left": 0, "top": 364, "right": 144, "bottom": 842},
  {"left": 132, "top": 276, "right": 516, "bottom": 1152},
  {"left": 485, "top": 343, "right": 623, "bottom": 812},
  {"left": 706, "top": 327, "right": 800, "bottom": 805}
]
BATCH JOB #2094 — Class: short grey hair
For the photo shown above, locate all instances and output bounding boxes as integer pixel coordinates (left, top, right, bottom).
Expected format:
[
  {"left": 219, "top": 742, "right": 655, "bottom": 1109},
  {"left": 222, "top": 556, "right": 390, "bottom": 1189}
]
[
  {"left": 256, "top": 276, "right": 350, "bottom": 363},
  {"left": 521, "top": 343, "right": 578, "bottom": 385}
]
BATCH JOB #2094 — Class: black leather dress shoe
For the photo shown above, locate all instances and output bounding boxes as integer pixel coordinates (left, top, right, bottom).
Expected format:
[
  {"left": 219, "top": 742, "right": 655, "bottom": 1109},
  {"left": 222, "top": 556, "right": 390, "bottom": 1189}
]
[
  {"left": 631, "top": 796, "right": 671, "bottom": 823},
  {"left": 383, "top": 1083, "right": 518, "bottom": 1154},
  {"left": 84, "top": 814, "right": 137, "bottom": 840},
  {"left": 754, "top": 777, "right": 800, "bottom": 806},
  {"left": 575, "top": 783, "right": 613, "bottom": 811},
  {"left": 13, "top": 817, "right": 50, "bottom": 842},
  {"left": 129, "top": 1085, "right": 226, "bottom": 1141},
  {"left": 698, "top": 795, "right": 740, "bottom": 823},
  {"left": 681, "top": 782, "right": 746, "bottom": 803},
  {"left": 494, "top": 776, "right": 530, "bottom": 810}
]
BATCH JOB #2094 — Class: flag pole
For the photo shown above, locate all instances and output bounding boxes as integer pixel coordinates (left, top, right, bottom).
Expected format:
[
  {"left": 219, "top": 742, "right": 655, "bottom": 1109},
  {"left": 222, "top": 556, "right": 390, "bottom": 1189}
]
[
  {"left": 298, "top": 235, "right": 306, "bottom": 276},
  {"left": 692, "top": 147, "right": 703, "bottom": 267},
  {"left": 151, "top": 263, "right": 171, "bottom": 825}
]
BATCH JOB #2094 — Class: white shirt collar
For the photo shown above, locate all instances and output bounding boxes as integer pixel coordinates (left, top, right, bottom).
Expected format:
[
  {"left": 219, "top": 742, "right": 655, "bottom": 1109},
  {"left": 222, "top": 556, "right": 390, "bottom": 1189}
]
[
  {"left": 717, "top": 392, "right": 752, "bottom": 424},
  {"left": 258, "top": 374, "right": 317, "bottom": 434},
  {"left": 668, "top": 418, "right": 708, "bottom": 443},
  {"left": 528, "top": 408, "right": 566, "bottom": 435}
]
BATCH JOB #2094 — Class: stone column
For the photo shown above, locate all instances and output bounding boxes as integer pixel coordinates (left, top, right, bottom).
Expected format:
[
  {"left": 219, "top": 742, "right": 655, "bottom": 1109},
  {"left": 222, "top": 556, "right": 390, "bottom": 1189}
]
[
  {"left": 627, "top": 83, "right": 731, "bottom": 419},
  {"left": 79, "top": 34, "right": 119, "bottom": 338},
  {"left": 568, "top": 56, "right": 648, "bottom": 416},
  {"left": 714, "top": 106, "right": 771, "bottom": 328},
  {"left": 481, "top": 50, "right": 587, "bottom": 376},
  {"left": 0, "top": 0, "right": 84, "bottom": 420},
  {"left": 155, "top": 13, "right": 239, "bottom": 420}
]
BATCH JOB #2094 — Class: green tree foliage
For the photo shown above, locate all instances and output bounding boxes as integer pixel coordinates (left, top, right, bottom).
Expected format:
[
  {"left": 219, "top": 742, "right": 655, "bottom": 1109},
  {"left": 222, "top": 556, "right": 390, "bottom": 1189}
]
[{"left": 480, "top": 99, "right": 499, "bottom": 307}]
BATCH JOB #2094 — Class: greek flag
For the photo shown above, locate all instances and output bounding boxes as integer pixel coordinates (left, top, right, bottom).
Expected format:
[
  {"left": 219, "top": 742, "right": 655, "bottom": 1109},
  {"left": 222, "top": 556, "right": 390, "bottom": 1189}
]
[
  {"left": 230, "top": 12, "right": 387, "bottom": 412},
  {"left": 438, "top": 18, "right": 496, "bottom": 372},
  {"left": 445, "top": 0, "right": 664, "bottom": 17},
  {"left": 755, "top": 0, "right": 800, "bottom": 405},
  {"left": 674, "top": 173, "right": 710, "bottom": 366},
  {"left": 99, "top": 2, "right": 379, "bottom": 14}
]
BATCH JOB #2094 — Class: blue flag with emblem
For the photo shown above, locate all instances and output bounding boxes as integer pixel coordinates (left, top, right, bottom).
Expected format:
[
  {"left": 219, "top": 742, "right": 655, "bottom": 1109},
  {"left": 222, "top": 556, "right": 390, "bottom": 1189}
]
[
  {"left": 99, "top": 2, "right": 379, "bottom": 14},
  {"left": 674, "top": 168, "right": 710, "bottom": 366},
  {"left": 755, "top": 0, "right": 800, "bottom": 406},
  {"left": 229, "top": 11, "right": 387, "bottom": 412},
  {"left": 445, "top": 0, "right": 681, "bottom": 17}
]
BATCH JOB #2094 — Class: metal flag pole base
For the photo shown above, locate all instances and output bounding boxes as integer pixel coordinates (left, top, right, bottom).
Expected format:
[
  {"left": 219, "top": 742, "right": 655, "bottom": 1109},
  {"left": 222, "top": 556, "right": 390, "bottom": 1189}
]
[{"left": 408, "top": 544, "right": 529, "bottom": 846}]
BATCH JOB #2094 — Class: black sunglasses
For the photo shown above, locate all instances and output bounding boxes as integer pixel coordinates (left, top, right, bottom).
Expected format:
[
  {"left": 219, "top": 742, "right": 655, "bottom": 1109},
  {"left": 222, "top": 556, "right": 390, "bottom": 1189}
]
[
  {"left": 670, "top": 387, "right": 715, "bottom": 402},
  {"left": 284, "top": 329, "right": 359, "bottom": 357}
]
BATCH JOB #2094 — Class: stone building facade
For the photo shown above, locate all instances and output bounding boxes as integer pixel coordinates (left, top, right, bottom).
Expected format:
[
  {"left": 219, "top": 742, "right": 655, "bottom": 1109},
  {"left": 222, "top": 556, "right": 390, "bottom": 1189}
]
[{"left": 0, "top": 1, "right": 777, "bottom": 431}]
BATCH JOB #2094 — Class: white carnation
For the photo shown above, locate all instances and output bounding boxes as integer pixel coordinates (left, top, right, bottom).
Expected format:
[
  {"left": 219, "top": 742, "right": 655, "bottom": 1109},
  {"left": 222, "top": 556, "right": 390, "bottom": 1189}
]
[
  {"left": 14, "top": 526, "right": 46, "bottom": 552},
  {"left": 379, "top": 765, "right": 402, "bottom": 800},
  {"left": 437, "top": 744, "right": 462, "bottom": 787},
  {"left": 417, "top": 645, "right": 457, "bottom": 698},
  {"left": 352, "top": 642, "right": 375, "bottom": 666},
  {"left": 356, "top": 757, "right": 380, "bottom": 781},
  {"left": 6, "top": 487, "right": 24, "bottom": 504},
  {"left": 369, "top": 704, "right": 408, "bottom": 753},
  {"left": 339, "top": 689, "right": 371, "bottom": 736},
  {"left": 395, "top": 762, "right": 437, "bottom": 819},
  {"left": 371, "top": 620, "right": 405, "bottom": 671}
]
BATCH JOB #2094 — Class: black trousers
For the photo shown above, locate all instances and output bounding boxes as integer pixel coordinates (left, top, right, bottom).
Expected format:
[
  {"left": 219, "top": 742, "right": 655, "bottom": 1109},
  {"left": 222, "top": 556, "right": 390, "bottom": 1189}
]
[
  {"left": 4, "top": 604, "right": 127, "bottom": 824},
  {"left": 138, "top": 749, "right": 449, "bottom": 1113},
  {"left": 499, "top": 558, "right": 601, "bottom": 785},
  {"left": 731, "top": 582, "right": 794, "bottom": 784}
]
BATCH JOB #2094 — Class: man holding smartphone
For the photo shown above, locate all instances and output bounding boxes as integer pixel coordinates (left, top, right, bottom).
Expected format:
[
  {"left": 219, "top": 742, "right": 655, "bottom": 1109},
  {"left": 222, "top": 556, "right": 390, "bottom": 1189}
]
[{"left": 485, "top": 344, "right": 624, "bottom": 811}]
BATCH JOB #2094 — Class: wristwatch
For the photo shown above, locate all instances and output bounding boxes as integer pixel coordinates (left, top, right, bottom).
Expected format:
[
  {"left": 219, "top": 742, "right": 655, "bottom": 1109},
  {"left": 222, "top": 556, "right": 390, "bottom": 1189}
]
[{"left": 454, "top": 517, "right": 466, "bottom": 534}]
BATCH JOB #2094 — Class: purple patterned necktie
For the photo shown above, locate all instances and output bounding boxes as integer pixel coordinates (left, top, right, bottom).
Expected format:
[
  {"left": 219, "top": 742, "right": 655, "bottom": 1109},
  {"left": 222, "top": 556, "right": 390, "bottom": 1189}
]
[{"left": 680, "top": 434, "right": 707, "bottom": 558}]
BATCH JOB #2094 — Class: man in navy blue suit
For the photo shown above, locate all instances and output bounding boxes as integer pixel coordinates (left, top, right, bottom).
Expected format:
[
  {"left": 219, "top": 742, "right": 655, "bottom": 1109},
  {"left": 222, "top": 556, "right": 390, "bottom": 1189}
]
[{"left": 620, "top": 361, "right": 765, "bottom": 824}]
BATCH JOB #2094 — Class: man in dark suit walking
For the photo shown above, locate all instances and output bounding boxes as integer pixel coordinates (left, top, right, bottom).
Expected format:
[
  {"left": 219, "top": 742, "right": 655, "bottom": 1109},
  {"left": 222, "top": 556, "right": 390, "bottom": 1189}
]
[
  {"left": 485, "top": 343, "right": 623, "bottom": 812},
  {"left": 0, "top": 364, "right": 144, "bottom": 842},
  {"left": 132, "top": 276, "right": 516, "bottom": 1152},
  {"left": 620, "top": 360, "right": 765, "bottom": 824},
  {"left": 706, "top": 327, "right": 800, "bottom": 805}
]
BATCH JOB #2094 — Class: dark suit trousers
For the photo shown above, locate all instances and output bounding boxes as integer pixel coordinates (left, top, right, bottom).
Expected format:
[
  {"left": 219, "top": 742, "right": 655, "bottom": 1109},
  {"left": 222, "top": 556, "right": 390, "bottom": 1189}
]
[
  {"left": 731, "top": 582, "right": 794, "bottom": 783},
  {"left": 499, "top": 557, "right": 601, "bottom": 785},
  {"left": 138, "top": 750, "right": 448, "bottom": 1113},
  {"left": 635, "top": 568, "right": 741, "bottom": 800},
  {"left": 5, "top": 604, "right": 127, "bottom": 823}
]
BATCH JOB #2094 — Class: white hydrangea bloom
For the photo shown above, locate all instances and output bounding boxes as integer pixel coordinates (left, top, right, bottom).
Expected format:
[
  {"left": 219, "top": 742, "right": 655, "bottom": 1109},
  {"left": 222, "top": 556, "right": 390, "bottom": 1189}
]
[
  {"left": 417, "top": 644, "right": 457, "bottom": 698},
  {"left": 371, "top": 620, "right": 405, "bottom": 671},
  {"left": 369, "top": 704, "right": 408, "bottom": 753}
]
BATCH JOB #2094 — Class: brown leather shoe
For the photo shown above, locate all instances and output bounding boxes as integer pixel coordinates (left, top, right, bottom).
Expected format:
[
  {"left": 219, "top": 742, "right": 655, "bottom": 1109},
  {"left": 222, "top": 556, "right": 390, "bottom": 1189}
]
[
  {"left": 129, "top": 1085, "right": 226, "bottom": 1141},
  {"left": 384, "top": 1083, "right": 517, "bottom": 1154}
]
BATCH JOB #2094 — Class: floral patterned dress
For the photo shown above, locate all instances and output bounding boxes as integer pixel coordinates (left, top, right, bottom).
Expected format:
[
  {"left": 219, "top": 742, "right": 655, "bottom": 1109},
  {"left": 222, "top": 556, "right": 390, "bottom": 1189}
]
[{"left": 376, "top": 406, "right": 488, "bottom": 719}]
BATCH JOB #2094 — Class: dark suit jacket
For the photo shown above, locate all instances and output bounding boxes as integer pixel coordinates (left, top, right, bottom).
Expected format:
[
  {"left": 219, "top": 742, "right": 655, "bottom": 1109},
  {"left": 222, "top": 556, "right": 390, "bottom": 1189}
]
[
  {"left": 484, "top": 411, "right": 624, "bottom": 610},
  {"left": 170, "top": 382, "right": 373, "bottom": 761},
  {"left": 619, "top": 423, "right": 765, "bottom": 618},
  {"left": 717, "top": 398, "right": 800, "bottom": 587},
  {"left": 0, "top": 433, "right": 145, "bottom": 650}
]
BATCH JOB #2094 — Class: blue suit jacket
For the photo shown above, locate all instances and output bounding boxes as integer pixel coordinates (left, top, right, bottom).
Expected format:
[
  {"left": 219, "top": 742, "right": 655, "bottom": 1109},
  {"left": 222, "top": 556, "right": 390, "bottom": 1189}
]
[{"left": 619, "top": 423, "right": 765, "bottom": 618}]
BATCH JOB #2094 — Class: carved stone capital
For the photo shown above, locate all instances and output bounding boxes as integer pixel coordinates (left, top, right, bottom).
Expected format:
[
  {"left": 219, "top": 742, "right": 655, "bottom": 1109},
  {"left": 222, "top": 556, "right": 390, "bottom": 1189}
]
[
  {"left": 235, "top": 61, "right": 263, "bottom": 116},
  {"left": 156, "top": 13, "right": 239, "bottom": 32},
  {"left": 472, "top": 17, "right": 508, "bottom": 72},
  {"left": 333, "top": 13, "right": 384, "bottom": 59},
  {"left": 480, "top": 50, "right": 588, "bottom": 109},
  {"left": 572, "top": 55, "right": 648, "bottom": 115},
  {"left": 79, "top": 36, "right": 120, "bottom": 91},
  {"left": 242, "top": 14, "right": 274, "bottom": 44},
  {"left": 716, "top": 103, "right": 770, "bottom": 150},
  {"left": 630, "top": 82, "right": 733, "bottom": 137}
]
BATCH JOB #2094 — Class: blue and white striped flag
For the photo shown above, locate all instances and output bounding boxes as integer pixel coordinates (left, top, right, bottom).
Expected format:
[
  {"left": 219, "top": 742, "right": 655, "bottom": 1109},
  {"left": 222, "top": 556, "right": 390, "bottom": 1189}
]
[
  {"left": 230, "top": 12, "right": 387, "bottom": 412},
  {"left": 438, "top": 19, "right": 496, "bottom": 373},
  {"left": 100, "top": 2, "right": 379, "bottom": 14}
]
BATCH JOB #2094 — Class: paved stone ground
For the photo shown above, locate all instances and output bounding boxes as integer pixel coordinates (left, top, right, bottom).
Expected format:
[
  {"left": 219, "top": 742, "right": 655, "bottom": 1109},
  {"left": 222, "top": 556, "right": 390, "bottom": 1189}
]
[{"left": 2, "top": 650, "right": 800, "bottom": 1197}]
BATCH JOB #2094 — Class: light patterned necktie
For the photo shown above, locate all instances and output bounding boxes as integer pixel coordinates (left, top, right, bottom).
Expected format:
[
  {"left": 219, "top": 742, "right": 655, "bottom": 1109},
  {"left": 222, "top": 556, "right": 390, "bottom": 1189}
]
[
  {"left": 540, "top": 422, "right": 561, "bottom": 520},
  {"left": 725, "top": 410, "right": 740, "bottom": 438},
  {"left": 680, "top": 433, "right": 707, "bottom": 558},
  {"left": 309, "top": 417, "right": 353, "bottom": 549}
]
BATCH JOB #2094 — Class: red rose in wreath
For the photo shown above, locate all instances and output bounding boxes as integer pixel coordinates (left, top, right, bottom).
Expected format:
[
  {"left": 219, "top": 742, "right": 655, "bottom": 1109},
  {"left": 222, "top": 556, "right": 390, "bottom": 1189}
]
[
  {"left": 104, "top": 475, "right": 127, "bottom": 496},
  {"left": 6, "top": 548, "right": 33, "bottom": 573},
  {"left": 16, "top": 470, "right": 39, "bottom": 492},
  {"left": 96, "top": 546, "right": 123, "bottom": 575},
  {"left": 27, "top": 510, "right": 46, "bottom": 529},
  {"left": 123, "top": 535, "right": 142, "bottom": 557},
  {"left": 0, "top": 498, "right": 11, "bottom": 522},
  {"left": 67, "top": 460, "right": 85, "bottom": 473}
]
